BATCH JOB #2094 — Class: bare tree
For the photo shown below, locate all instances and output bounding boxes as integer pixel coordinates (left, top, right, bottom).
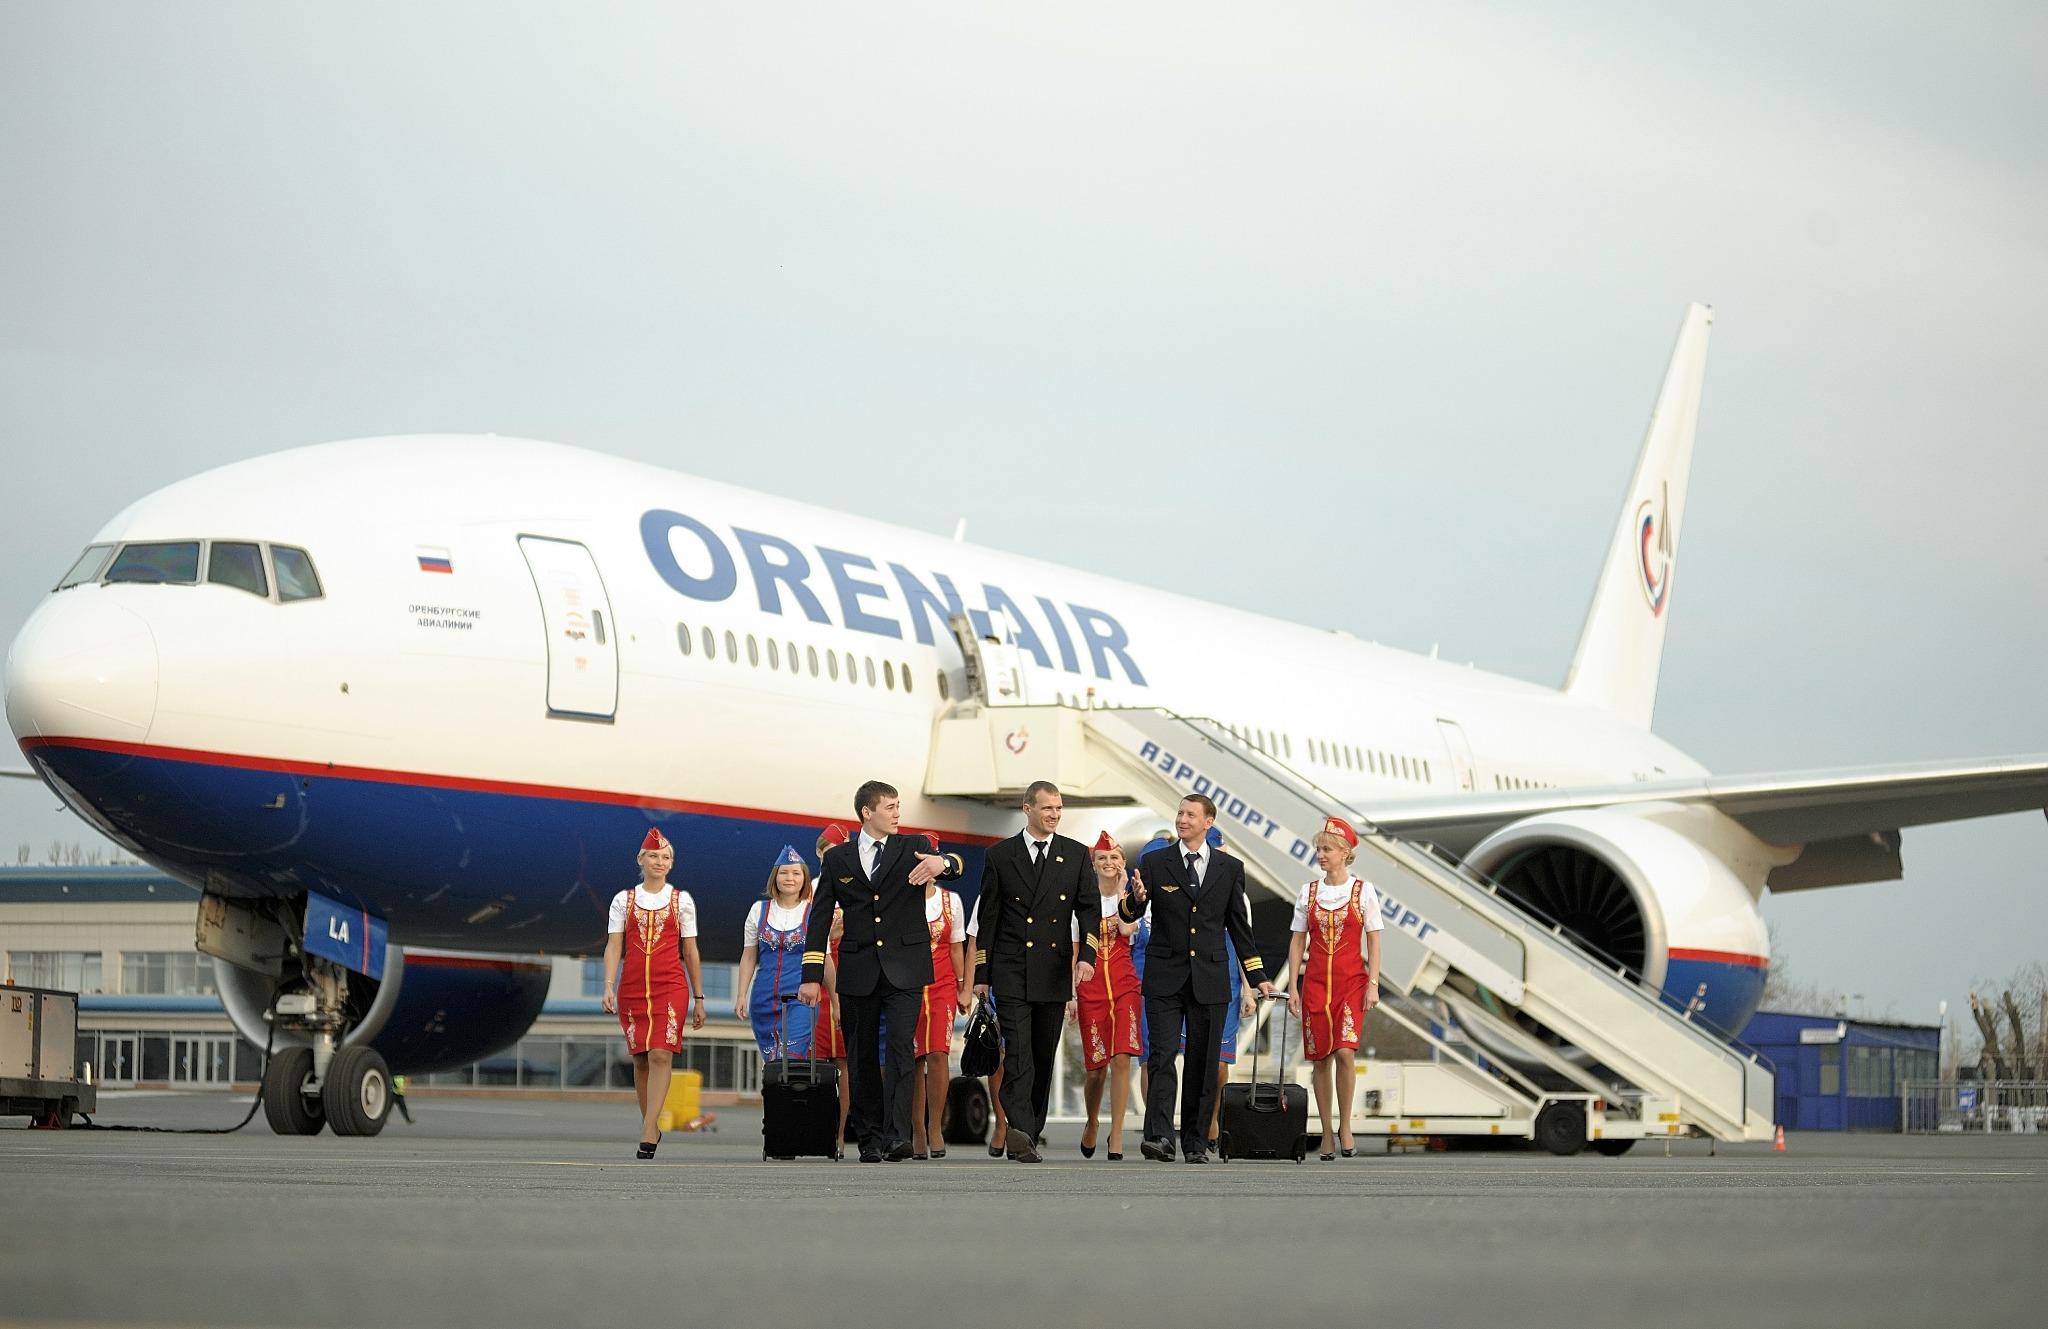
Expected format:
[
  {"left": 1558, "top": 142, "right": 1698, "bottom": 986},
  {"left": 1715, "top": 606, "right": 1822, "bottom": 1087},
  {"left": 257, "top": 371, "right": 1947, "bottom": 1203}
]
[
  {"left": 1962, "top": 963, "right": 2046, "bottom": 1078},
  {"left": 45, "top": 839, "right": 63, "bottom": 866},
  {"left": 14, "top": 843, "right": 27, "bottom": 866}
]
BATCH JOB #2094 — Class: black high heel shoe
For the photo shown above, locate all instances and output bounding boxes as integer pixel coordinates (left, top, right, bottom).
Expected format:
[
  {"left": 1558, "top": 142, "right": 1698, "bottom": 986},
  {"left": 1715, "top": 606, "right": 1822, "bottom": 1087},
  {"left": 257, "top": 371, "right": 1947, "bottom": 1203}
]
[
  {"left": 1080, "top": 1140, "right": 1097, "bottom": 1159},
  {"left": 636, "top": 1139, "right": 659, "bottom": 1160},
  {"left": 1106, "top": 1151, "right": 1124, "bottom": 1162}
]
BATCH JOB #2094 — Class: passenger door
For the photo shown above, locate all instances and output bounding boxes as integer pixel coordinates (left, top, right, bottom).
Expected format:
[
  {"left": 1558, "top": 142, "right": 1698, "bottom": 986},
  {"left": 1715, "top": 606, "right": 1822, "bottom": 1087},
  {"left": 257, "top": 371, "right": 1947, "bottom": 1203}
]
[
  {"left": 517, "top": 536, "right": 620, "bottom": 721},
  {"left": 1435, "top": 718, "right": 1479, "bottom": 792}
]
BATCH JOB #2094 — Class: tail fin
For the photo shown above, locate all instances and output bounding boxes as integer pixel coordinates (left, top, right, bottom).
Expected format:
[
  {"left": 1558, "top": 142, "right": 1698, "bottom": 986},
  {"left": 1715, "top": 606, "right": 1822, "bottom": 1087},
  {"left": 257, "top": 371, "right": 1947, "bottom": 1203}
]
[{"left": 1562, "top": 303, "right": 1713, "bottom": 729}]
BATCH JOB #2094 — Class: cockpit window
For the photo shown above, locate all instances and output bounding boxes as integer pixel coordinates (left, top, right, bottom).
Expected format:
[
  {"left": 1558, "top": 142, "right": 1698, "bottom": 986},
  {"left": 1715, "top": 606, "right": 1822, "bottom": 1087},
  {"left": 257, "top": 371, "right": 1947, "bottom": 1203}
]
[
  {"left": 105, "top": 541, "right": 201, "bottom": 586},
  {"left": 271, "top": 545, "right": 322, "bottom": 602},
  {"left": 207, "top": 542, "right": 268, "bottom": 598},
  {"left": 56, "top": 544, "right": 116, "bottom": 590}
]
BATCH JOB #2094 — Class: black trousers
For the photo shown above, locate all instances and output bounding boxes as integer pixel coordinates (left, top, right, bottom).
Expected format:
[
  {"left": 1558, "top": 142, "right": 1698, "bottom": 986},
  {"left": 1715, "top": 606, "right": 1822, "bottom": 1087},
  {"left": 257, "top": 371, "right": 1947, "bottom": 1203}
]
[
  {"left": 994, "top": 996, "right": 1064, "bottom": 1143},
  {"left": 1144, "top": 980, "right": 1222, "bottom": 1151},
  {"left": 839, "top": 983, "right": 919, "bottom": 1151}
]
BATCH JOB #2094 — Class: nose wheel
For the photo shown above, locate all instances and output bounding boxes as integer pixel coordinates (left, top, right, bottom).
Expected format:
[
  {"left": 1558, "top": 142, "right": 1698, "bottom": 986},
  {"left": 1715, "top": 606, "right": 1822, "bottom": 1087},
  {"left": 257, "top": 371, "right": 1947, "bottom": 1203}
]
[
  {"left": 322, "top": 1046, "right": 392, "bottom": 1137},
  {"left": 261, "top": 1046, "right": 326, "bottom": 1135}
]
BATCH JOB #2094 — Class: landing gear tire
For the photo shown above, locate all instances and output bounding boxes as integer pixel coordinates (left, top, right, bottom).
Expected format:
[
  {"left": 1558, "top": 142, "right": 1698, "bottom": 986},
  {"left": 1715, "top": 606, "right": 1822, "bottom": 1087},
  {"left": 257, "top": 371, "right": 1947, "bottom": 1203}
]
[
  {"left": 263, "top": 1046, "right": 326, "bottom": 1136},
  {"left": 1592, "top": 1138, "right": 1636, "bottom": 1157},
  {"left": 323, "top": 1046, "right": 392, "bottom": 1138},
  {"left": 942, "top": 1075, "right": 990, "bottom": 1144},
  {"left": 1535, "top": 1101, "right": 1587, "bottom": 1156}
]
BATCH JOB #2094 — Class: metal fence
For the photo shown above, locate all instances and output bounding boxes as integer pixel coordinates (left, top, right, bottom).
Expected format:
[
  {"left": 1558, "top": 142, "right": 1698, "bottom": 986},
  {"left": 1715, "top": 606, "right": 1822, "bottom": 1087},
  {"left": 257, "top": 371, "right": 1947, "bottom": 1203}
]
[{"left": 1899, "top": 1080, "right": 2048, "bottom": 1134}]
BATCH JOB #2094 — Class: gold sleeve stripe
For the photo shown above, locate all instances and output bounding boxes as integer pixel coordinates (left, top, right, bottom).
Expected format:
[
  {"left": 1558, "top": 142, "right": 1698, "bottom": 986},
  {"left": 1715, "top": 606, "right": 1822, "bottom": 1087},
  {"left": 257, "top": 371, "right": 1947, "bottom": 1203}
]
[
  {"left": 945, "top": 853, "right": 965, "bottom": 873},
  {"left": 1242, "top": 958, "right": 1265, "bottom": 971},
  {"left": 802, "top": 952, "right": 827, "bottom": 962}
]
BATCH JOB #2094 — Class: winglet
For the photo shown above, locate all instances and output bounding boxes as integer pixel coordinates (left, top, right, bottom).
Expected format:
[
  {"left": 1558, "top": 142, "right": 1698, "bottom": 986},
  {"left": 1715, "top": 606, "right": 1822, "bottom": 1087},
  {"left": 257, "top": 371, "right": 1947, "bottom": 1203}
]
[{"left": 1562, "top": 303, "right": 1713, "bottom": 730}]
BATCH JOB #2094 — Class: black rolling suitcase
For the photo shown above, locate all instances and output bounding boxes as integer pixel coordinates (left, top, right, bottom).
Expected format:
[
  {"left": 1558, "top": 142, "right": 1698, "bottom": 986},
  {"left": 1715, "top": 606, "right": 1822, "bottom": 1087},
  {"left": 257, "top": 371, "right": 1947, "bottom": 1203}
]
[
  {"left": 1218, "top": 994, "right": 1309, "bottom": 1162},
  {"left": 761, "top": 995, "right": 840, "bottom": 1160}
]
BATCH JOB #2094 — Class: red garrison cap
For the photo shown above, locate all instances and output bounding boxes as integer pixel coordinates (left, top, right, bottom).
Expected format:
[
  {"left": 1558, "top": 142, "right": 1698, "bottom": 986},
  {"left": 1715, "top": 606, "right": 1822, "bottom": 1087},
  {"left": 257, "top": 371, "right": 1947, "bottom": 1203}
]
[
  {"left": 641, "top": 828, "right": 672, "bottom": 853},
  {"left": 1092, "top": 831, "right": 1117, "bottom": 853},
  {"left": 819, "top": 823, "right": 850, "bottom": 847},
  {"left": 919, "top": 831, "right": 941, "bottom": 852},
  {"left": 1320, "top": 817, "right": 1359, "bottom": 848}
]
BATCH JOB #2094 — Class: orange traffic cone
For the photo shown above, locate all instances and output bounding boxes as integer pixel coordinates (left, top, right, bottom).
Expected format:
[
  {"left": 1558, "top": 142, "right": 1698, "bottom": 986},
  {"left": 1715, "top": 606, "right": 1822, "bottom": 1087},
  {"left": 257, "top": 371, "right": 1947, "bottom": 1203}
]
[{"left": 1773, "top": 1125, "right": 1786, "bottom": 1152}]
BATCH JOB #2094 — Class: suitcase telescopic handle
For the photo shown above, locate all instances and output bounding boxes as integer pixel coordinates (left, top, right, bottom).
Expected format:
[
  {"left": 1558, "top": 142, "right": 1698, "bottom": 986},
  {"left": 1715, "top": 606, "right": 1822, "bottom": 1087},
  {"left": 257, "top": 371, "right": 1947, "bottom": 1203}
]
[
  {"left": 1250, "top": 990, "right": 1290, "bottom": 1090},
  {"left": 777, "top": 991, "right": 818, "bottom": 1071}
]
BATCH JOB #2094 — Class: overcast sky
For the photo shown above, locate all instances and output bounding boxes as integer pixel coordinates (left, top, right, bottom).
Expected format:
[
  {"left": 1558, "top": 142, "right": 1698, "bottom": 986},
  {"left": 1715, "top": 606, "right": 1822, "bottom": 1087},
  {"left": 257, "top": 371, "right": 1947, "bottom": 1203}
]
[{"left": 3, "top": 3, "right": 2043, "bottom": 1028}]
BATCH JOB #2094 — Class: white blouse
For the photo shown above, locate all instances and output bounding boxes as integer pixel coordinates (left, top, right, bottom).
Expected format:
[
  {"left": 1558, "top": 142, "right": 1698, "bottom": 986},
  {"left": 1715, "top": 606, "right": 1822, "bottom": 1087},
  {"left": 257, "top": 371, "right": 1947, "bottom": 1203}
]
[
  {"left": 1289, "top": 876, "right": 1384, "bottom": 958},
  {"left": 742, "top": 899, "right": 810, "bottom": 946},
  {"left": 926, "top": 889, "right": 966, "bottom": 942},
  {"left": 607, "top": 884, "right": 700, "bottom": 937}
]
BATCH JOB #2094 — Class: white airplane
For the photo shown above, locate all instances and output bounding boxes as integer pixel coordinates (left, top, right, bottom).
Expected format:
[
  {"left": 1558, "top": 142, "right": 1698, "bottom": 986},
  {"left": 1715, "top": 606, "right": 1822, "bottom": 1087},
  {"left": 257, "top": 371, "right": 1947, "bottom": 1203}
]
[{"left": 5, "top": 304, "right": 2043, "bottom": 1134}]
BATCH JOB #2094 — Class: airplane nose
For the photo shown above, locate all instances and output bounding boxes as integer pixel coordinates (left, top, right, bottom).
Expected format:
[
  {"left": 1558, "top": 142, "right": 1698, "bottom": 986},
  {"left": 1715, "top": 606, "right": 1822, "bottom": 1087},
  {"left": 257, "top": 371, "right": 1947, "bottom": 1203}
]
[{"left": 4, "top": 595, "right": 159, "bottom": 746}]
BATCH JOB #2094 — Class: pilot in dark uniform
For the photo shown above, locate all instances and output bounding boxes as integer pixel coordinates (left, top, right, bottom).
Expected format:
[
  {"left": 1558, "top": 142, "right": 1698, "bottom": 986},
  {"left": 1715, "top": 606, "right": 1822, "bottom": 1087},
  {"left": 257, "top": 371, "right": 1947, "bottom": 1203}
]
[
  {"left": 799, "top": 780, "right": 963, "bottom": 1162},
  {"left": 970, "top": 779, "right": 1098, "bottom": 1162},
  {"left": 1121, "top": 792, "right": 1274, "bottom": 1162}
]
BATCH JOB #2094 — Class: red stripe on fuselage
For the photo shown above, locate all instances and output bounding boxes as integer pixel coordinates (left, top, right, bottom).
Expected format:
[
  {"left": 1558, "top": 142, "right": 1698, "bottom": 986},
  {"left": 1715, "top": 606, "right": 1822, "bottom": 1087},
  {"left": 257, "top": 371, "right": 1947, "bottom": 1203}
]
[
  {"left": 403, "top": 953, "right": 551, "bottom": 973},
  {"left": 18, "top": 735, "right": 1004, "bottom": 847},
  {"left": 1667, "top": 947, "right": 1768, "bottom": 969}
]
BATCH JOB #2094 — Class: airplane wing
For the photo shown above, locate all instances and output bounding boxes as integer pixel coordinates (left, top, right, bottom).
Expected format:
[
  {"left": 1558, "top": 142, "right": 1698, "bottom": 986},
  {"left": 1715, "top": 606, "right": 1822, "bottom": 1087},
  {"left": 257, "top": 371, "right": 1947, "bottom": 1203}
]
[
  {"left": 1366, "top": 754, "right": 2048, "bottom": 891},
  {"left": 1, "top": 767, "right": 41, "bottom": 780}
]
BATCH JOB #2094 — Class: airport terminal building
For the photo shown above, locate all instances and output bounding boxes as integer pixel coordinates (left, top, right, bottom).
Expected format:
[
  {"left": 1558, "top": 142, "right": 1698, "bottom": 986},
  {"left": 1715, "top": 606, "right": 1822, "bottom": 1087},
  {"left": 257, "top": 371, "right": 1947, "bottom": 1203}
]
[{"left": 0, "top": 868, "right": 768, "bottom": 1100}]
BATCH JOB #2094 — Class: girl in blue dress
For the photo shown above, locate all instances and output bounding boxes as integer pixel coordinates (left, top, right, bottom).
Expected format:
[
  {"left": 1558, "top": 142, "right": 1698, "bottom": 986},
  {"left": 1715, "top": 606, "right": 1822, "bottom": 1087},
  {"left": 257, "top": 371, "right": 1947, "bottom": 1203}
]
[{"left": 735, "top": 845, "right": 816, "bottom": 1059}]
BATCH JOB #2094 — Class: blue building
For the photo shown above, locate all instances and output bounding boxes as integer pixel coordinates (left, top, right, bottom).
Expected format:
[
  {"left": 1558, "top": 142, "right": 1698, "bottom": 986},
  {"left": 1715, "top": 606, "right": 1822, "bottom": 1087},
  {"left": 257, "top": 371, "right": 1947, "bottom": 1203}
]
[{"left": 1739, "top": 1009, "right": 1940, "bottom": 1131}]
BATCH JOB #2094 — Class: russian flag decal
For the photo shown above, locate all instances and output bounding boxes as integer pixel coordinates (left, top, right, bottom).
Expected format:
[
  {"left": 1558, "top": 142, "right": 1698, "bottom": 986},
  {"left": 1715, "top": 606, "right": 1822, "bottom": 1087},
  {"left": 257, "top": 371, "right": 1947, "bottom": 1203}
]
[{"left": 416, "top": 546, "right": 453, "bottom": 574}]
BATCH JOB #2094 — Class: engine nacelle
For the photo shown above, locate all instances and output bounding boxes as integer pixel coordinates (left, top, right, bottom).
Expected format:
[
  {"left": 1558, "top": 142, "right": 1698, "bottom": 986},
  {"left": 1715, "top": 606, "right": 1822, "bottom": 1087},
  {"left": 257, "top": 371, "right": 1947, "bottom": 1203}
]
[
  {"left": 218, "top": 947, "right": 552, "bottom": 1076},
  {"left": 1465, "top": 804, "right": 1778, "bottom": 1035}
]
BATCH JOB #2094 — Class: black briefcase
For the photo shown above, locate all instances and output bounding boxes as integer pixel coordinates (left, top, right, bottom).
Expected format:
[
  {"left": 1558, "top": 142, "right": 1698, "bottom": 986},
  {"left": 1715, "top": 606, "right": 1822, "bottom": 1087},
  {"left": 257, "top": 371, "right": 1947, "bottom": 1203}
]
[
  {"left": 1219, "top": 995, "right": 1309, "bottom": 1162},
  {"left": 761, "top": 996, "right": 840, "bottom": 1160},
  {"left": 959, "top": 995, "right": 1002, "bottom": 1078}
]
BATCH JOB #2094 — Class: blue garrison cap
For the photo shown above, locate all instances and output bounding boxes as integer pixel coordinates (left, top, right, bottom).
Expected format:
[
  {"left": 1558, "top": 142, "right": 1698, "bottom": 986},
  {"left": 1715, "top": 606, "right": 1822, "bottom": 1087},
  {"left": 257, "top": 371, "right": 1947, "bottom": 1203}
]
[
  {"left": 1206, "top": 826, "right": 1224, "bottom": 849},
  {"left": 774, "top": 844, "right": 804, "bottom": 869}
]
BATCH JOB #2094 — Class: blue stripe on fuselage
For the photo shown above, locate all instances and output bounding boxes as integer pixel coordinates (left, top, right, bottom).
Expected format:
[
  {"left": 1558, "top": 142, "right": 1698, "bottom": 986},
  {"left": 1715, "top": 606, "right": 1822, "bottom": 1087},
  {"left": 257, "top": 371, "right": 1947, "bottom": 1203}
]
[{"left": 29, "top": 744, "right": 986, "bottom": 962}]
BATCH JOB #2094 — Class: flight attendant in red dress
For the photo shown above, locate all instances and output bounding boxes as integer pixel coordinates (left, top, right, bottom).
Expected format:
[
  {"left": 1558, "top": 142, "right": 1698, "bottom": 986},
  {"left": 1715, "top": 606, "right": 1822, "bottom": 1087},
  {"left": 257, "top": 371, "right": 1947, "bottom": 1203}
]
[
  {"left": 601, "top": 829, "right": 706, "bottom": 1158},
  {"left": 910, "top": 833, "right": 968, "bottom": 1159},
  {"left": 1076, "top": 831, "right": 1143, "bottom": 1161},
  {"left": 809, "top": 823, "right": 852, "bottom": 1158},
  {"left": 1285, "top": 817, "right": 1383, "bottom": 1160}
]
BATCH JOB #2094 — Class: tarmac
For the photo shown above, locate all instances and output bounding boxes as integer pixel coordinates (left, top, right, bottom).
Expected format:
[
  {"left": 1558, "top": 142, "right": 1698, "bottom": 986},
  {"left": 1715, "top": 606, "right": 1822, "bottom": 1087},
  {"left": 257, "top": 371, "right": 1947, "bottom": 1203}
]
[{"left": 4, "top": 1093, "right": 2045, "bottom": 1329}]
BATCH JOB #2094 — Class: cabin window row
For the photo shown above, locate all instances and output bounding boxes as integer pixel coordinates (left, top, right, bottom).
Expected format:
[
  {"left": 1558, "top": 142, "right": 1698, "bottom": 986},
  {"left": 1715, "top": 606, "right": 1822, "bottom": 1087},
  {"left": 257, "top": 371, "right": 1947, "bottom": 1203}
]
[
  {"left": 1301, "top": 733, "right": 1430, "bottom": 784},
  {"left": 1493, "top": 773, "right": 1550, "bottom": 791},
  {"left": 676, "top": 621, "right": 917, "bottom": 695}
]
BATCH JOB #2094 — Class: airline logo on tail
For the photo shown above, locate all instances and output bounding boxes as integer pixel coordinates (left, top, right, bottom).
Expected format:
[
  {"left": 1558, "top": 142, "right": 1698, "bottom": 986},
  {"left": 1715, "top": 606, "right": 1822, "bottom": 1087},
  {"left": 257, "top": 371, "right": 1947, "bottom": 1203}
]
[{"left": 1636, "top": 481, "right": 1672, "bottom": 615}]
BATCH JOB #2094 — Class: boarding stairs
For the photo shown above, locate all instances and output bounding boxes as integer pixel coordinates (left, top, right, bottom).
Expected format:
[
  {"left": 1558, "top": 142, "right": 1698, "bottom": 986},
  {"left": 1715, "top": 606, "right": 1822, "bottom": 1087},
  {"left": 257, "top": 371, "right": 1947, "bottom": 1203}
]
[{"left": 926, "top": 701, "right": 1776, "bottom": 1145}]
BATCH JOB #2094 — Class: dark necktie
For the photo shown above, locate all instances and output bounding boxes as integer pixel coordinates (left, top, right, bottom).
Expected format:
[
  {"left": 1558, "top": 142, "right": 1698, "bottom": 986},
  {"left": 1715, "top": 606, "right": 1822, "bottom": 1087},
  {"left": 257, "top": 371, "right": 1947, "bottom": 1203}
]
[
  {"left": 1186, "top": 852, "right": 1201, "bottom": 900},
  {"left": 869, "top": 840, "right": 882, "bottom": 878},
  {"left": 1031, "top": 840, "right": 1046, "bottom": 876}
]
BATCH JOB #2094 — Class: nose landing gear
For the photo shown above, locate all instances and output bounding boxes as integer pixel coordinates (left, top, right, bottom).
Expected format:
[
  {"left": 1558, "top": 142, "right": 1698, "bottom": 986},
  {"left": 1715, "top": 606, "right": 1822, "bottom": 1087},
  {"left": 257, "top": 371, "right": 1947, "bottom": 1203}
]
[{"left": 257, "top": 954, "right": 392, "bottom": 1137}]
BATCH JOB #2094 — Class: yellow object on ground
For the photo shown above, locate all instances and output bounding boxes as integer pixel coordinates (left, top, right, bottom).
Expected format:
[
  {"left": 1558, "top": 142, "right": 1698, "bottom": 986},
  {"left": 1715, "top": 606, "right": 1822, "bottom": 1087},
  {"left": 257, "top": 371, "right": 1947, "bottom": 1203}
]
[{"left": 655, "top": 1070, "right": 703, "bottom": 1133}]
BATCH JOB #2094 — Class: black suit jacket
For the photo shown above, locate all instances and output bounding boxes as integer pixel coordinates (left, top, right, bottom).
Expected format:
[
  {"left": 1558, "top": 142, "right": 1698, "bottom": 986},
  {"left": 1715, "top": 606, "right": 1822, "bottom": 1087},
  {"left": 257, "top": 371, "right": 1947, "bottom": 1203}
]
[
  {"left": 971, "top": 832, "right": 1099, "bottom": 1003},
  {"left": 802, "top": 835, "right": 963, "bottom": 997},
  {"left": 1123, "top": 843, "right": 1264, "bottom": 1005}
]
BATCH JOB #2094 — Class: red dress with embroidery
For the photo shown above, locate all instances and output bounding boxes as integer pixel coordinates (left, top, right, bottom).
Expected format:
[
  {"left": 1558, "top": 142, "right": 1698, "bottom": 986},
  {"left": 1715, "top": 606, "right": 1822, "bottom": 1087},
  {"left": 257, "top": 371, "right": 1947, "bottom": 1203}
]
[
  {"left": 813, "top": 931, "right": 846, "bottom": 1059},
  {"left": 1299, "top": 878, "right": 1368, "bottom": 1060},
  {"left": 618, "top": 889, "right": 692, "bottom": 1055},
  {"left": 915, "top": 890, "right": 959, "bottom": 1058},
  {"left": 1077, "top": 895, "right": 1142, "bottom": 1071}
]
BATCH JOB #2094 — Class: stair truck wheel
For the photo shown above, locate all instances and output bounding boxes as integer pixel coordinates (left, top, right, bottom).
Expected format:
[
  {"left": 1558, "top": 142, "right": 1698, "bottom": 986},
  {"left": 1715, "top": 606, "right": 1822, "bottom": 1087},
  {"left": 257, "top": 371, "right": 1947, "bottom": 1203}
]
[
  {"left": 1535, "top": 1101, "right": 1587, "bottom": 1156},
  {"left": 1592, "top": 1137, "right": 1636, "bottom": 1157},
  {"left": 942, "top": 1075, "right": 991, "bottom": 1144}
]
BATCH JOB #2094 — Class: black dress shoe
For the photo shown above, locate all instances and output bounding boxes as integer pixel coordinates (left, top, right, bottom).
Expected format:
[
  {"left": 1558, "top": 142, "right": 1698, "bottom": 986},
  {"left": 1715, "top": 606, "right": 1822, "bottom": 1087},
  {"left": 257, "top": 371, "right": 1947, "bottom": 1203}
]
[
  {"left": 1181, "top": 1148, "right": 1209, "bottom": 1164},
  {"left": 1005, "top": 1128, "right": 1042, "bottom": 1162},
  {"left": 1139, "top": 1138, "right": 1173, "bottom": 1163},
  {"left": 885, "top": 1141, "right": 915, "bottom": 1162},
  {"left": 858, "top": 1147, "right": 882, "bottom": 1163}
]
